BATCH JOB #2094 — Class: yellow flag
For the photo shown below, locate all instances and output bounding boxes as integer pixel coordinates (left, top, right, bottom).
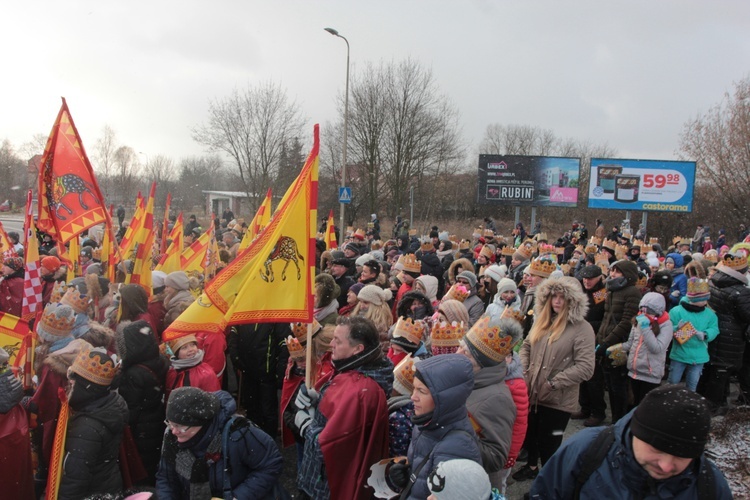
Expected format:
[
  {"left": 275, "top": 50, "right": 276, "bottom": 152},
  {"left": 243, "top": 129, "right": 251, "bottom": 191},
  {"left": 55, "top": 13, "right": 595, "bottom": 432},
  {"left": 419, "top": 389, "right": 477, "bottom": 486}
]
[
  {"left": 66, "top": 237, "right": 80, "bottom": 281},
  {"left": 164, "top": 125, "right": 319, "bottom": 341},
  {"left": 155, "top": 213, "right": 184, "bottom": 274},
  {"left": 240, "top": 188, "right": 272, "bottom": 251},
  {"left": 180, "top": 225, "right": 214, "bottom": 274},
  {"left": 125, "top": 183, "right": 156, "bottom": 293}
]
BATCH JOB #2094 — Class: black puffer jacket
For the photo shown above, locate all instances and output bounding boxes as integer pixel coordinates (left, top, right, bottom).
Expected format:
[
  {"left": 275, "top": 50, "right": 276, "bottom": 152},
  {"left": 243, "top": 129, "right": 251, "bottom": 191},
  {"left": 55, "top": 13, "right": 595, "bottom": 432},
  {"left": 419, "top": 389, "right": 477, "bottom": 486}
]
[
  {"left": 116, "top": 320, "right": 169, "bottom": 481},
  {"left": 418, "top": 250, "right": 445, "bottom": 298},
  {"left": 583, "top": 278, "right": 607, "bottom": 334},
  {"left": 597, "top": 261, "right": 642, "bottom": 347},
  {"left": 708, "top": 270, "right": 750, "bottom": 369},
  {"left": 59, "top": 391, "right": 129, "bottom": 500}
]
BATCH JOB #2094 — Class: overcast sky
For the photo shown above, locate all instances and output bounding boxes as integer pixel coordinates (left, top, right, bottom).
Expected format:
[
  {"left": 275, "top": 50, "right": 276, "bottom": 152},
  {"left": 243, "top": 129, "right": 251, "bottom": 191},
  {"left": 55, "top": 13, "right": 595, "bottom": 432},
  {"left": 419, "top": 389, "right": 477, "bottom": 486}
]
[{"left": 2, "top": 1, "right": 748, "bottom": 167}]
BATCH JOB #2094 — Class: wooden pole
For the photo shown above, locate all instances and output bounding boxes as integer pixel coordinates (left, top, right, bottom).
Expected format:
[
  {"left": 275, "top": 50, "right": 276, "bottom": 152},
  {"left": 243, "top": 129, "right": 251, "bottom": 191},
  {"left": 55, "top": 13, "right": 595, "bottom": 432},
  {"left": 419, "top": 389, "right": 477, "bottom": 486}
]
[{"left": 305, "top": 323, "right": 313, "bottom": 389}]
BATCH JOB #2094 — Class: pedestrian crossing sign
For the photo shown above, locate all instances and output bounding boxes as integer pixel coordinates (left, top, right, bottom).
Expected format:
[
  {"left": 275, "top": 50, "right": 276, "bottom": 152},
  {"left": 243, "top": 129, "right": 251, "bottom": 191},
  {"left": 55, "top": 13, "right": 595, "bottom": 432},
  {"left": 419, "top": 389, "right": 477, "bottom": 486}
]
[{"left": 339, "top": 187, "right": 352, "bottom": 204}]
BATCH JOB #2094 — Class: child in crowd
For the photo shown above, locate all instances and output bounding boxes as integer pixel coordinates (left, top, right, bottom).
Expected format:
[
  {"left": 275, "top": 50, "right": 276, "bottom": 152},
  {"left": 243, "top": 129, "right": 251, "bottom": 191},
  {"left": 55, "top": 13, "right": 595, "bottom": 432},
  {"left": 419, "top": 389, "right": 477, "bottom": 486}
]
[{"left": 165, "top": 334, "right": 220, "bottom": 397}]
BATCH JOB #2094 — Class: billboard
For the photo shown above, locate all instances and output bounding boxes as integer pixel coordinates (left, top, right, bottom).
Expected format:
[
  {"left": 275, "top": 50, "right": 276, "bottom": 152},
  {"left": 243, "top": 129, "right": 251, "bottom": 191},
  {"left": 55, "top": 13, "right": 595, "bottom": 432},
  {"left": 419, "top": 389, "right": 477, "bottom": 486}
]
[
  {"left": 477, "top": 155, "right": 581, "bottom": 207},
  {"left": 588, "top": 158, "right": 696, "bottom": 212}
]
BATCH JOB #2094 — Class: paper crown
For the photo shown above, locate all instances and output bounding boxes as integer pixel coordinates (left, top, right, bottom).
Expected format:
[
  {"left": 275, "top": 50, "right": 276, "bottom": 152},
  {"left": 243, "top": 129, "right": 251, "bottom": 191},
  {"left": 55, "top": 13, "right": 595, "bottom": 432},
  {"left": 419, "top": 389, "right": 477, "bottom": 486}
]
[
  {"left": 69, "top": 346, "right": 118, "bottom": 386},
  {"left": 430, "top": 321, "right": 466, "bottom": 355},
  {"left": 615, "top": 244, "right": 629, "bottom": 260},
  {"left": 420, "top": 240, "right": 435, "bottom": 253},
  {"left": 479, "top": 245, "right": 494, "bottom": 259},
  {"left": 401, "top": 254, "right": 421, "bottom": 274},
  {"left": 392, "top": 317, "right": 426, "bottom": 345},
  {"left": 687, "top": 277, "right": 710, "bottom": 298},
  {"left": 573, "top": 245, "right": 585, "bottom": 256},
  {"left": 537, "top": 243, "right": 556, "bottom": 255},
  {"left": 92, "top": 248, "right": 102, "bottom": 261},
  {"left": 528, "top": 256, "right": 558, "bottom": 278},
  {"left": 721, "top": 252, "right": 748, "bottom": 271},
  {"left": 679, "top": 238, "right": 691, "bottom": 246},
  {"left": 704, "top": 249, "right": 719, "bottom": 263},
  {"left": 515, "top": 242, "right": 534, "bottom": 260},
  {"left": 473, "top": 226, "right": 483, "bottom": 236},
  {"left": 354, "top": 228, "right": 366, "bottom": 240},
  {"left": 37, "top": 302, "right": 76, "bottom": 338},
  {"left": 602, "top": 238, "right": 617, "bottom": 251},
  {"left": 291, "top": 320, "right": 322, "bottom": 344},
  {"left": 346, "top": 226, "right": 354, "bottom": 234},
  {"left": 443, "top": 284, "right": 470, "bottom": 303},
  {"left": 633, "top": 239, "right": 645, "bottom": 247},
  {"left": 534, "top": 232, "right": 548, "bottom": 242},
  {"left": 464, "top": 316, "right": 517, "bottom": 363},
  {"left": 60, "top": 287, "right": 91, "bottom": 314},
  {"left": 636, "top": 272, "right": 649, "bottom": 291},
  {"left": 408, "top": 229, "right": 417, "bottom": 236},
  {"left": 459, "top": 239, "right": 471, "bottom": 251},
  {"left": 594, "top": 252, "right": 610, "bottom": 265},
  {"left": 501, "top": 245, "right": 516, "bottom": 256},
  {"left": 483, "top": 228, "right": 495, "bottom": 238},
  {"left": 640, "top": 244, "right": 651, "bottom": 256},
  {"left": 392, "top": 354, "right": 417, "bottom": 396},
  {"left": 50, "top": 281, "right": 68, "bottom": 304},
  {"left": 370, "top": 240, "right": 383, "bottom": 250},
  {"left": 285, "top": 335, "right": 306, "bottom": 361},
  {"left": 500, "top": 307, "right": 526, "bottom": 324}
]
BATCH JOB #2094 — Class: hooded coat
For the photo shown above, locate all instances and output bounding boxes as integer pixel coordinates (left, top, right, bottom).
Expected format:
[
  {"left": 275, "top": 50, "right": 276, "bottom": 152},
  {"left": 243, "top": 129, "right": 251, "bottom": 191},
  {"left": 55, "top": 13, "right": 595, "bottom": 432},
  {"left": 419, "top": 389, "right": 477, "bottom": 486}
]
[
  {"left": 406, "top": 354, "right": 481, "bottom": 500},
  {"left": 667, "top": 253, "right": 688, "bottom": 307},
  {"left": 530, "top": 409, "right": 731, "bottom": 499},
  {"left": 708, "top": 267, "right": 750, "bottom": 369},
  {"left": 521, "top": 277, "right": 596, "bottom": 413},
  {"left": 620, "top": 294, "right": 674, "bottom": 384},
  {"left": 59, "top": 391, "right": 129, "bottom": 499},
  {"left": 116, "top": 320, "right": 169, "bottom": 481},
  {"left": 597, "top": 260, "right": 642, "bottom": 348},
  {"left": 156, "top": 391, "right": 284, "bottom": 499}
]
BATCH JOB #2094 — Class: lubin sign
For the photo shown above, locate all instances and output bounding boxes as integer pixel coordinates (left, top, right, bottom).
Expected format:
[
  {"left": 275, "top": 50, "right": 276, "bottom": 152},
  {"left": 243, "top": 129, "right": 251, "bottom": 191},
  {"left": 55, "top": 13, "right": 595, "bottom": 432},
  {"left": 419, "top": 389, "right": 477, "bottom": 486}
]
[
  {"left": 477, "top": 155, "right": 581, "bottom": 207},
  {"left": 588, "top": 158, "right": 696, "bottom": 212}
]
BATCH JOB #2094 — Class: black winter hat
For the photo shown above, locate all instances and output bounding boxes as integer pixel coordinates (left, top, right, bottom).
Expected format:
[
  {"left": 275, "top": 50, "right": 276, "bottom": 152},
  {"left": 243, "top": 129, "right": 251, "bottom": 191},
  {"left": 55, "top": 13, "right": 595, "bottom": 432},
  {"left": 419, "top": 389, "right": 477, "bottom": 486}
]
[
  {"left": 580, "top": 265, "right": 602, "bottom": 279},
  {"left": 630, "top": 384, "right": 711, "bottom": 459},
  {"left": 167, "top": 387, "right": 220, "bottom": 427},
  {"left": 652, "top": 269, "right": 673, "bottom": 288}
]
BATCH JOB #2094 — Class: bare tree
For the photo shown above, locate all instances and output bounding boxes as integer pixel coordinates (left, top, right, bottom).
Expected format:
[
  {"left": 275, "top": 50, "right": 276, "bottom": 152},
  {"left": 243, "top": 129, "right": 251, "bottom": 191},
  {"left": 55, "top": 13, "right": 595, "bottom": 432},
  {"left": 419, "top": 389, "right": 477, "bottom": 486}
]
[
  {"left": 114, "top": 145, "right": 140, "bottom": 204},
  {"left": 192, "top": 81, "right": 305, "bottom": 211},
  {"left": 0, "top": 140, "right": 25, "bottom": 206},
  {"left": 679, "top": 76, "right": 750, "bottom": 224},
  {"left": 93, "top": 125, "right": 119, "bottom": 200},
  {"left": 174, "top": 155, "right": 227, "bottom": 211},
  {"left": 480, "top": 124, "right": 558, "bottom": 156},
  {"left": 19, "top": 133, "right": 48, "bottom": 160}
]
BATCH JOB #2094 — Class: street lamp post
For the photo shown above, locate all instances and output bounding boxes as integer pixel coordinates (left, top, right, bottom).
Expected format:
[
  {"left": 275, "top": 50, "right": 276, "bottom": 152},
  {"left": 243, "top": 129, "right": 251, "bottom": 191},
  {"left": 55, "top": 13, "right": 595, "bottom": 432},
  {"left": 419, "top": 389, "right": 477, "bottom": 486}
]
[{"left": 324, "top": 27, "right": 350, "bottom": 246}]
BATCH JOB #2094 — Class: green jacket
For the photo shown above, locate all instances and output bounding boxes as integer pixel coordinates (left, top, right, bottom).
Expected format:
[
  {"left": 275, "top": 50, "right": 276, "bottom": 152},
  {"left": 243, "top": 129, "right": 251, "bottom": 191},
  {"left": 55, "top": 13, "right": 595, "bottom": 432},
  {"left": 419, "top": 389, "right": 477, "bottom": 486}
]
[{"left": 668, "top": 299, "right": 719, "bottom": 365}]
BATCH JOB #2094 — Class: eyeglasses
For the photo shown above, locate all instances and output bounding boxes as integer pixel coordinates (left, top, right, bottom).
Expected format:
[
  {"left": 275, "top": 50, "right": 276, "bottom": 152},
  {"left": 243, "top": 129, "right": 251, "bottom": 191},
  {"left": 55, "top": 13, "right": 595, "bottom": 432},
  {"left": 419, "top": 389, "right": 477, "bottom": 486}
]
[{"left": 164, "top": 420, "right": 192, "bottom": 433}]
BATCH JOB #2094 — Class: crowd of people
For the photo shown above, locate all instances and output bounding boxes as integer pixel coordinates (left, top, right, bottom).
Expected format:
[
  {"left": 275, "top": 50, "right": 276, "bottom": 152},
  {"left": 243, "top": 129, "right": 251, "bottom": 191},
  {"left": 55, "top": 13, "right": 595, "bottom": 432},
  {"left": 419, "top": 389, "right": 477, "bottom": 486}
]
[{"left": 0, "top": 210, "right": 745, "bottom": 499}]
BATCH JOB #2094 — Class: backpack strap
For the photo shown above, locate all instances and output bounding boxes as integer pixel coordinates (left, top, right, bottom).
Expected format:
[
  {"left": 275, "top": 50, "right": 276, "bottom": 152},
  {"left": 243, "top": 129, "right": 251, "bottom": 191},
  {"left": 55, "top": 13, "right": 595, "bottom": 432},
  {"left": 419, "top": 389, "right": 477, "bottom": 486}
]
[
  {"left": 221, "top": 415, "right": 250, "bottom": 500},
  {"left": 573, "top": 425, "right": 616, "bottom": 500},
  {"left": 696, "top": 457, "right": 715, "bottom": 499}
]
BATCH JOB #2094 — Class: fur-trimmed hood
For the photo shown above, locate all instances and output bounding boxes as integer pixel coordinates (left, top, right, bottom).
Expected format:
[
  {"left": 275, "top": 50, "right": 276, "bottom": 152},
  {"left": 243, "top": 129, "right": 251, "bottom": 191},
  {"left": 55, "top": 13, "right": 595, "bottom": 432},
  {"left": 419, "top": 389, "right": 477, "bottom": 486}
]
[
  {"left": 535, "top": 276, "right": 589, "bottom": 324},
  {"left": 79, "top": 321, "right": 115, "bottom": 349},
  {"left": 448, "top": 258, "right": 474, "bottom": 283}
]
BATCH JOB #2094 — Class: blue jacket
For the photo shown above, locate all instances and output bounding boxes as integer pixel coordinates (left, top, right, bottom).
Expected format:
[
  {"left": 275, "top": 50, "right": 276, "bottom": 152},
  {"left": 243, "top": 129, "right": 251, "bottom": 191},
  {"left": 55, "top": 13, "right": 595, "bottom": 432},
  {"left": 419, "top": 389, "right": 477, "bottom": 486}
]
[
  {"left": 156, "top": 391, "right": 283, "bottom": 499},
  {"left": 406, "top": 354, "right": 481, "bottom": 499},
  {"left": 529, "top": 410, "right": 732, "bottom": 499}
]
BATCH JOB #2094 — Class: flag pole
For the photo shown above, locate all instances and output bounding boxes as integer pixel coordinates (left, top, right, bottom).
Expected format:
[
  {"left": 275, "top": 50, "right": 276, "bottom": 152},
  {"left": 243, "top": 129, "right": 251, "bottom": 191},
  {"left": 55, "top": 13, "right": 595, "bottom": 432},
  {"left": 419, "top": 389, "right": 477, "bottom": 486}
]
[{"left": 305, "top": 323, "right": 313, "bottom": 389}]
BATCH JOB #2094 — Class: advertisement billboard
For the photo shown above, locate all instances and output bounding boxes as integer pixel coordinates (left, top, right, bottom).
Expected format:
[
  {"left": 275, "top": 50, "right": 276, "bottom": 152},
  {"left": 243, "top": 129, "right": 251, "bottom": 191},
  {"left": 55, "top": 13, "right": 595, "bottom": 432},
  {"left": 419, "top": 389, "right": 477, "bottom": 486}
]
[
  {"left": 588, "top": 158, "right": 696, "bottom": 212},
  {"left": 477, "top": 155, "right": 581, "bottom": 207}
]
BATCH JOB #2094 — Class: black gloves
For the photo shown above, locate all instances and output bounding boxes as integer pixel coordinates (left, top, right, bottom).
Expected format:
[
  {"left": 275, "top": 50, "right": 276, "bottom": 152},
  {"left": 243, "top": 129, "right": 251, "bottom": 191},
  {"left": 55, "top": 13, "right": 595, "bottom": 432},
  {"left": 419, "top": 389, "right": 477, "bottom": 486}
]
[{"left": 387, "top": 459, "right": 410, "bottom": 491}]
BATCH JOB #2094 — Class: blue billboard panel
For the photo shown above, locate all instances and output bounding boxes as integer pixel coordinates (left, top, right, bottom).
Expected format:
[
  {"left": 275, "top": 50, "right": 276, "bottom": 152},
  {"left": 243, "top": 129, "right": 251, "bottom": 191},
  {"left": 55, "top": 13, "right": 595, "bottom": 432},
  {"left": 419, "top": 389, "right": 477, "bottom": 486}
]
[
  {"left": 478, "top": 155, "right": 580, "bottom": 207},
  {"left": 588, "top": 158, "right": 696, "bottom": 213}
]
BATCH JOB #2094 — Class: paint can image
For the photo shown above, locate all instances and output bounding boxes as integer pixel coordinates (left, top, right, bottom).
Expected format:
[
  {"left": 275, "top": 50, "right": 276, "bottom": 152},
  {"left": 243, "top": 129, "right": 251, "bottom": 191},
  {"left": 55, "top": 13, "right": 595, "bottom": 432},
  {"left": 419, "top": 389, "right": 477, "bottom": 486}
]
[
  {"left": 597, "top": 165, "right": 622, "bottom": 194},
  {"left": 614, "top": 174, "right": 640, "bottom": 203}
]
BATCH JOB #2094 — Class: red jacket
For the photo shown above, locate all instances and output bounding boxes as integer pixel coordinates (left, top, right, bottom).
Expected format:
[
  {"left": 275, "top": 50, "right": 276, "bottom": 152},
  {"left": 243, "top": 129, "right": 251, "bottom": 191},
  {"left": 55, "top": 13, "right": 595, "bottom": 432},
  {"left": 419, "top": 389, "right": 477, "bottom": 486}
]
[
  {"left": 504, "top": 376, "right": 529, "bottom": 468},
  {"left": 147, "top": 299, "right": 167, "bottom": 338},
  {"left": 391, "top": 282, "right": 412, "bottom": 321},
  {"left": 0, "top": 405, "right": 34, "bottom": 499},
  {"left": 165, "top": 361, "right": 220, "bottom": 399},
  {"left": 195, "top": 331, "right": 227, "bottom": 383},
  {"left": 0, "top": 275, "right": 24, "bottom": 317}
]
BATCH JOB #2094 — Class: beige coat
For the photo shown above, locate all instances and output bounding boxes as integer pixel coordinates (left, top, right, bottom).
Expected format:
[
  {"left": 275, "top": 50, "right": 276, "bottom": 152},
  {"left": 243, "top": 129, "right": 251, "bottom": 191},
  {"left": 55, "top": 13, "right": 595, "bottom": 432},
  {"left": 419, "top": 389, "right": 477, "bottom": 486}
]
[{"left": 520, "top": 277, "right": 595, "bottom": 414}]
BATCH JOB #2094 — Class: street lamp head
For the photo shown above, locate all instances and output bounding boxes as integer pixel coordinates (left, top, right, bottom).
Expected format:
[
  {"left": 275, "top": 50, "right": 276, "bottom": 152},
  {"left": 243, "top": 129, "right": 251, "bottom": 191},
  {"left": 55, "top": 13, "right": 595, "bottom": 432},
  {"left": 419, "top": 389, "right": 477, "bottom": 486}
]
[{"left": 324, "top": 27, "right": 340, "bottom": 36}]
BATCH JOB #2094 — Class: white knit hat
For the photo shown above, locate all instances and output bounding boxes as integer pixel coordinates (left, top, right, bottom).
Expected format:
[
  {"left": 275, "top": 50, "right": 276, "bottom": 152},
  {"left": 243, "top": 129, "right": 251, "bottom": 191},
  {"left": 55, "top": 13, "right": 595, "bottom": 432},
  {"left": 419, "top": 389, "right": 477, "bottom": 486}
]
[{"left": 357, "top": 285, "right": 392, "bottom": 306}]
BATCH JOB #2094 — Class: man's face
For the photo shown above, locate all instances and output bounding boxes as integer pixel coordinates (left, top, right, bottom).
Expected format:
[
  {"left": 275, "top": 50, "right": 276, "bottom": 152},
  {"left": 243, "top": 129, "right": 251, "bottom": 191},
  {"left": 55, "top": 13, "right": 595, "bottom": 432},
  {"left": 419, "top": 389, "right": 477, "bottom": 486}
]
[
  {"left": 344, "top": 248, "right": 357, "bottom": 258},
  {"left": 582, "top": 275, "right": 602, "bottom": 290},
  {"left": 632, "top": 436, "right": 693, "bottom": 480},
  {"left": 330, "top": 324, "right": 363, "bottom": 360},
  {"left": 330, "top": 263, "right": 346, "bottom": 278}
]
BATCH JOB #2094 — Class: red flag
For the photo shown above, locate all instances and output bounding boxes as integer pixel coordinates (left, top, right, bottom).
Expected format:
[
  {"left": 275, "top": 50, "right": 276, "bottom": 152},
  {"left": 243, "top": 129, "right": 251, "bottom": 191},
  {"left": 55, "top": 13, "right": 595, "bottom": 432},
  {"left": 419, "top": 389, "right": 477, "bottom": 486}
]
[{"left": 37, "top": 98, "right": 111, "bottom": 244}]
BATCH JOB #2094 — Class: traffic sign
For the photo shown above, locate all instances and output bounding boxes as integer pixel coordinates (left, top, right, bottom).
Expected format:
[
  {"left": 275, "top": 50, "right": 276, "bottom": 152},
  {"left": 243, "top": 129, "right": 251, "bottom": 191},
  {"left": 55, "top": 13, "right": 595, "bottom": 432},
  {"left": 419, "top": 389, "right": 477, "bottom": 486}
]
[{"left": 339, "top": 187, "right": 352, "bottom": 204}]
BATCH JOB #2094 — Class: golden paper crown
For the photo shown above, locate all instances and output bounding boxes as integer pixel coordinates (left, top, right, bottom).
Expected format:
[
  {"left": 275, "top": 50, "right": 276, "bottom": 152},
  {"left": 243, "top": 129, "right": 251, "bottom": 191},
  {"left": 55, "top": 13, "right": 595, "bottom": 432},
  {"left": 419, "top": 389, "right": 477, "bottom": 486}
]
[
  {"left": 291, "top": 320, "right": 322, "bottom": 344},
  {"left": 354, "top": 228, "right": 366, "bottom": 239},
  {"left": 346, "top": 226, "right": 354, "bottom": 235},
  {"left": 401, "top": 254, "right": 422, "bottom": 274},
  {"left": 393, "top": 354, "right": 417, "bottom": 395},
  {"left": 538, "top": 243, "right": 556, "bottom": 255},
  {"left": 449, "top": 235, "right": 459, "bottom": 245},
  {"left": 636, "top": 273, "right": 649, "bottom": 290},
  {"left": 430, "top": 321, "right": 466, "bottom": 347},
  {"left": 50, "top": 281, "right": 67, "bottom": 304},
  {"left": 640, "top": 245, "right": 651, "bottom": 255},
  {"left": 408, "top": 229, "right": 417, "bottom": 236},
  {"left": 285, "top": 335, "right": 306, "bottom": 361},
  {"left": 704, "top": 250, "right": 719, "bottom": 263},
  {"left": 464, "top": 316, "right": 516, "bottom": 363},
  {"left": 392, "top": 317, "right": 426, "bottom": 345},
  {"left": 69, "top": 346, "right": 118, "bottom": 386},
  {"left": 594, "top": 252, "right": 610, "bottom": 265},
  {"left": 444, "top": 284, "right": 470, "bottom": 303},
  {"left": 615, "top": 244, "right": 629, "bottom": 260},
  {"left": 38, "top": 303, "right": 76, "bottom": 337},
  {"left": 479, "top": 245, "right": 494, "bottom": 259},
  {"left": 459, "top": 239, "right": 471, "bottom": 251},
  {"left": 534, "top": 232, "right": 548, "bottom": 242},
  {"left": 573, "top": 245, "right": 585, "bottom": 256},
  {"left": 483, "top": 228, "right": 495, "bottom": 238},
  {"left": 420, "top": 241, "right": 435, "bottom": 253},
  {"left": 649, "top": 237, "right": 659, "bottom": 245},
  {"left": 60, "top": 287, "right": 91, "bottom": 314},
  {"left": 501, "top": 308, "right": 526, "bottom": 324},
  {"left": 474, "top": 226, "right": 483, "bottom": 236},
  {"left": 602, "top": 238, "right": 617, "bottom": 251},
  {"left": 687, "top": 277, "right": 710, "bottom": 296},
  {"left": 589, "top": 237, "right": 603, "bottom": 247},
  {"left": 92, "top": 248, "right": 102, "bottom": 261},
  {"left": 633, "top": 239, "right": 645, "bottom": 247},
  {"left": 370, "top": 240, "right": 383, "bottom": 250},
  {"left": 501, "top": 245, "right": 516, "bottom": 256},
  {"left": 679, "top": 238, "right": 691, "bottom": 246},
  {"left": 721, "top": 252, "right": 748, "bottom": 271},
  {"left": 528, "top": 256, "right": 557, "bottom": 278}
]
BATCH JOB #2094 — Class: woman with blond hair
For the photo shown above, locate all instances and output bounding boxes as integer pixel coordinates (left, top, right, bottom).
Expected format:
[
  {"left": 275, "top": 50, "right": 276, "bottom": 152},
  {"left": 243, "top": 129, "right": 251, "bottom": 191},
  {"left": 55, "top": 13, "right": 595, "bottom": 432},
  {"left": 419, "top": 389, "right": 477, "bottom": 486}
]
[
  {"left": 513, "top": 276, "right": 595, "bottom": 482},
  {"left": 352, "top": 284, "right": 393, "bottom": 351}
]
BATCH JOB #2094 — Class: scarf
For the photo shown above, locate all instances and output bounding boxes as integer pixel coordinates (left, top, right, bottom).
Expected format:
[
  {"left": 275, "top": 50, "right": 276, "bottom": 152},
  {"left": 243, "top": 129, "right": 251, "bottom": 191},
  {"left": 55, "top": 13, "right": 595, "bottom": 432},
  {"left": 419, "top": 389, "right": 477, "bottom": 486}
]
[
  {"left": 332, "top": 344, "right": 382, "bottom": 372},
  {"left": 314, "top": 300, "right": 338, "bottom": 322},
  {"left": 411, "top": 410, "right": 434, "bottom": 426},
  {"left": 606, "top": 276, "right": 629, "bottom": 292},
  {"left": 164, "top": 424, "right": 220, "bottom": 500},
  {"left": 682, "top": 302, "right": 706, "bottom": 313},
  {"left": 171, "top": 349, "right": 205, "bottom": 371}
]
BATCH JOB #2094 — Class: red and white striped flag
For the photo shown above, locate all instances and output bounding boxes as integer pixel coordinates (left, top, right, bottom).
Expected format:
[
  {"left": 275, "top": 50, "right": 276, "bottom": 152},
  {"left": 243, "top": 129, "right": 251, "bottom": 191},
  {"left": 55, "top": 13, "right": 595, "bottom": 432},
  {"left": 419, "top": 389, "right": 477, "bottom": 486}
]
[{"left": 22, "top": 190, "right": 43, "bottom": 321}]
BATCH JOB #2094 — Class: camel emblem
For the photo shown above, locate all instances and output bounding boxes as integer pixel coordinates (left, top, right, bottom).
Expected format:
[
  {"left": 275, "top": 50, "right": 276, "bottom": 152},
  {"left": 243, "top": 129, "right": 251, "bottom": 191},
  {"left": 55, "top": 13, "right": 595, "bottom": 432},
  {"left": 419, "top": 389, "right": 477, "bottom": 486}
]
[
  {"left": 46, "top": 174, "right": 100, "bottom": 220},
  {"left": 260, "top": 236, "right": 304, "bottom": 282},
  {"left": 2, "top": 342, "right": 20, "bottom": 361}
]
